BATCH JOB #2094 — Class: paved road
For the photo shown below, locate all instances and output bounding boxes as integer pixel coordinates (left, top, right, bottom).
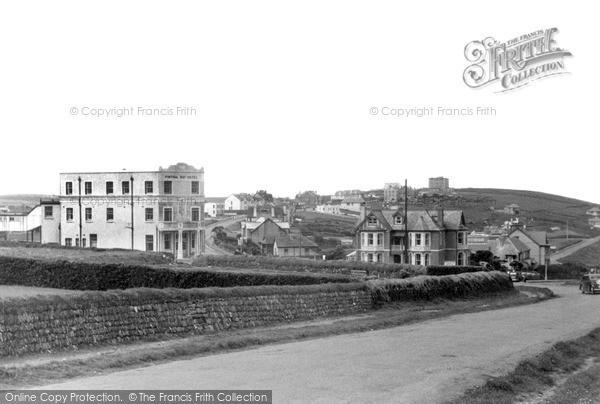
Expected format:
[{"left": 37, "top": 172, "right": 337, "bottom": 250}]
[
  {"left": 203, "top": 216, "right": 245, "bottom": 255},
  {"left": 37, "top": 284, "right": 600, "bottom": 403},
  {"left": 549, "top": 235, "right": 600, "bottom": 263}
]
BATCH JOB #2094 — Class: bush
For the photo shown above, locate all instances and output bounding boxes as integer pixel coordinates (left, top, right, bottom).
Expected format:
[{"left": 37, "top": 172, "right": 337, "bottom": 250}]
[
  {"left": 426, "top": 265, "right": 487, "bottom": 276},
  {"left": 0, "top": 256, "right": 353, "bottom": 291},
  {"left": 366, "top": 271, "right": 513, "bottom": 304},
  {"left": 543, "top": 263, "right": 589, "bottom": 279},
  {"left": 193, "top": 255, "right": 425, "bottom": 277}
]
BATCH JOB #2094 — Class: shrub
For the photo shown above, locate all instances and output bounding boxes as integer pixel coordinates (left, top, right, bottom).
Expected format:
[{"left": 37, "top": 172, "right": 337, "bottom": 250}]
[
  {"left": 426, "top": 265, "right": 487, "bottom": 276},
  {"left": 193, "top": 255, "right": 425, "bottom": 276},
  {"left": 544, "top": 263, "right": 589, "bottom": 279},
  {"left": 366, "top": 271, "right": 513, "bottom": 305},
  {"left": 0, "top": 256, "right": 352, "bottom": 291}
]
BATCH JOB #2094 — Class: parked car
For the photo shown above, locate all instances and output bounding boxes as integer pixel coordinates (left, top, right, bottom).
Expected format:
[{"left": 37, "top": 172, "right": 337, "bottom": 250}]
[
  {"left": 508, "top": 270, "right": 540, "bottom": 282},
  {"left": 580, "top": 274, "right": 600, "bottom": 294},
  {"left": 508, "top": 270, "right": 523, "bottom": 282}
]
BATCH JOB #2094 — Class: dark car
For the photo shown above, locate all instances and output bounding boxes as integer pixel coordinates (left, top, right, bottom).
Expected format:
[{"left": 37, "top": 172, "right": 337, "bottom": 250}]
[
  {"left": 508, "top": 270, "right": 540, "bottom": 282},
  {"left": 580, "top": 274, "right": 600, "bottom": 294}
]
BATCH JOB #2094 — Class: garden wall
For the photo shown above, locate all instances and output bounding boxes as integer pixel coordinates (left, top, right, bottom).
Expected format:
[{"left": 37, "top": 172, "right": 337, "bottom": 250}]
[{"left": 0, "top": 284, "right": 370, "bottom": 357}]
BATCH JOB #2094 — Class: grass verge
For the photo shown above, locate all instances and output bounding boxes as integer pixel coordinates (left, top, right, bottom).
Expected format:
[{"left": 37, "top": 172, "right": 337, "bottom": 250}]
[
  {"left": 0, "top": 286, "right": 553, "bottom": 389},
  {"left": 447, "top": 324, "right": 600, "bottom": 404}
]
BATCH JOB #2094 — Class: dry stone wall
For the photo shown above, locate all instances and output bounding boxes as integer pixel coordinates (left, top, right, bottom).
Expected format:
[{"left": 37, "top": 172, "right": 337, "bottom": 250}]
[{"left": 0, "top": 285, "right": 371, "bottom": 357}]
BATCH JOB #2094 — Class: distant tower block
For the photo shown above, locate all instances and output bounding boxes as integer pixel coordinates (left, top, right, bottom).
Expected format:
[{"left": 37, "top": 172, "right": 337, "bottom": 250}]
[{"left": 429, "top": 177, "right": 449, "bottom": 190}]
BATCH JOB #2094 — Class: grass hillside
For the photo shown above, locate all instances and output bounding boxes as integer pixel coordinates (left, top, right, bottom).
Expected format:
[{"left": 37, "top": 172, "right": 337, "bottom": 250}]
[
  {"left": 455, "top": 188, "right": 599, "bottom": 237},
  {"left": 0, "top": 194, "right": 57, "bottom": 208}
]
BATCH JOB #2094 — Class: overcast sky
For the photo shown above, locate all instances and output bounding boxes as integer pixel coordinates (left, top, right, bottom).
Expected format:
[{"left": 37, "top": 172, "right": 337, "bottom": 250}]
[{"left": 0, "top": 1, "right": 596, "bottom": 202}]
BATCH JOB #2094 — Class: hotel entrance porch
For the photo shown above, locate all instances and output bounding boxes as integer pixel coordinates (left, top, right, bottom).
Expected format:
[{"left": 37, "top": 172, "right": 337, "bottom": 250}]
[{"left": 158, "top": 222, "right": 205, "bottom": 260}]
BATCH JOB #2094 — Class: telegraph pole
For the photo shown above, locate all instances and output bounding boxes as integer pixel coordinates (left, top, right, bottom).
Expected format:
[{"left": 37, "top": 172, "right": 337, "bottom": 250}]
[{"left": 404, "top": 179, "right": 409, "bottom": 265}]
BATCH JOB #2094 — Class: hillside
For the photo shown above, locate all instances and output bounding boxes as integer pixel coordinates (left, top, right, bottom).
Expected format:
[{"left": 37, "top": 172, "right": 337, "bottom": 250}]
[
  {"left": 454, "top": 188, "right": 598, "bottom": 237},
  {"left": 0, "top": 194, "right": 57, "bottom": 208}
]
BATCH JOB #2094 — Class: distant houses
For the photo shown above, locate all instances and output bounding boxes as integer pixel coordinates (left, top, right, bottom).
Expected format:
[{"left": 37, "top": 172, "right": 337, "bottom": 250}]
[
  {"left": 589, "top": 217, "right": 600, "bottom": 229},
  {"left": 508, "top": 228, "right": 550, "bottom": 267},
  {"left": 341, "top": 196, "right": 365, "bottom": 213},
  {"left": 503, "top": 204, "right": 521, "bottom": 215},
  {"left": 354, "top": 207, "right": 470, "bottom": 265},
  {"left": 586, "top": 207, "right": 600, "bottom": 216},
  {"left": 225, "top": 193, "right": 254, "bottom": 212}
]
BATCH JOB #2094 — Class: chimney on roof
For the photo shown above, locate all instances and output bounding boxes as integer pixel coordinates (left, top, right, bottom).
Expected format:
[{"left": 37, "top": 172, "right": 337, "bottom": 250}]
[
  {"left": 360, "top": 202, "right": 368, "bottom": 222},
  {"left": 431, "top": 206, "right": 444, "bottom": 224}
]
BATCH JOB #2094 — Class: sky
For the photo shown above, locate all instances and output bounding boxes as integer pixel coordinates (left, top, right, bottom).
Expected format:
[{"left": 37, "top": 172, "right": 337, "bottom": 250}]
[{"left": 0, "top": 1, "right": 597, "bottom": 202}]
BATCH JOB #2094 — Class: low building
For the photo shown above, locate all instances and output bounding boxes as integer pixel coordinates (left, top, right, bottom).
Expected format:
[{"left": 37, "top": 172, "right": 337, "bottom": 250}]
[
  {"left": 273, "top": 235, "right": 318, "bottom": 257},
  {"left": 354, "top": 208, "right": 470, "bottom": 265},
  {"left": 315, "top": 200, "right": 342, "bottom": 215},
  {"left": 341, "top": 196, "right": 365, "bottom": 212},
  {"left": 295, "top": 191, "right": 320, "bottom": 208},
  {"left": 205, "top": 197, "right": 226, "bottom": 218}
]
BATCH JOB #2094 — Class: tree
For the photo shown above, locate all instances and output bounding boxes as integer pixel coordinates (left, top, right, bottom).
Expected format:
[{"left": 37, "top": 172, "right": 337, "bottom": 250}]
[
  {"left": 469, "top": 250, "right": 494, "bottom": 266},
  {"left": 255, "top": 190, "right": 274, "bottom": 203}
]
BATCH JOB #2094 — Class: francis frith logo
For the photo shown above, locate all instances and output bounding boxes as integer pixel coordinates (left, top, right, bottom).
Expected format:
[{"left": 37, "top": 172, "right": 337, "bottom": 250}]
[{"left": 463, "top": 28, "right": 572, "bottom": 92}]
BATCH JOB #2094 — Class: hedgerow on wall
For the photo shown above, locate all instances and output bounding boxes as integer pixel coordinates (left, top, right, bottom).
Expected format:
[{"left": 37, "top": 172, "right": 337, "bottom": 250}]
[
  {"left": 366, "top": 271, "right": 514, "bottom": 305},
  {"left": 0, "top": 256, "right": 352, "bottom": 291}
]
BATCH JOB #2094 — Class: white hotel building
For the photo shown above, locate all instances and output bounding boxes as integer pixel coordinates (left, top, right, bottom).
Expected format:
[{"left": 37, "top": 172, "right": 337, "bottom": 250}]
[{"left": 58, "top": 163, "right": 205, "bottom": 259}]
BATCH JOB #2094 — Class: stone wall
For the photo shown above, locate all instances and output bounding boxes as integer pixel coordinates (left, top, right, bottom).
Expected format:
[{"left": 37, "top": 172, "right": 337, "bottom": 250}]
[{"left": 0, "top": 285, "right": 371, "bottom": 357}]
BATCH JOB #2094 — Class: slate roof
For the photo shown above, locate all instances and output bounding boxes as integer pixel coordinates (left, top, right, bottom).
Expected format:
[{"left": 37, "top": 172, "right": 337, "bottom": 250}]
[
  {"left": 489, "top": 237, "right": 530, "bottom": 258},
  {"left": 357, "top": 209, "right": 467, "bottom": 232},
  {"left": 342, "top": 196, "right": 365, "bottom": 204},
  {"left": 275, "top": 235, "right": 318, "bottom": 248},
  {"left": 205, "top": 197, "right": 227, "bottom": 203},
  {"left": 509, "top": 229, "right": 549, "bottom": 246}
]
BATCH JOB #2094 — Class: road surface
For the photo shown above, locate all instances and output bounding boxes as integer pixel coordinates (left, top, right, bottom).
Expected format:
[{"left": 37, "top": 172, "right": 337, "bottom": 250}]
[
  {"left": 203, "top": 216, "right": 245, "bottom": 255},
  {"left": 37, "top": 284, "right": 600, "bottom": 403},
  {"left": 549, "top": 235, "right": 600, "bottom": 263}
]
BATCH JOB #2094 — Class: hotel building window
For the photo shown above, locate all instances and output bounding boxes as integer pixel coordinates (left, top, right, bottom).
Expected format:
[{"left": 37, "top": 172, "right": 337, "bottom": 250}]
[
  {"left": 44, "top": 206, "right": 53, "bottom": 218},
  {"left": 65, "top": 238, "right": 72, "bottom": 247},
  {"left": 191, "top": 181, "right": 199, "bottom": 194},
  {"left": 66, "top": 208, "right": 74, "bottom": 222},
  {"left": 164, "top": 234, "right": 172, "bottom": 250},
  {"left": 163, "top": 207, "right": 173, "bottom": 222},
  {"left": 145, "top": 181, "right": 153, "bottom": 194},
  {"left": 122, "top": 181, "right": 130, "bottom": 194},
  {"left": 90, "top": 234, "right": 97, "bottom": 248},
  {"left": 106, "top": 208, "right": 114, "bottom": 221},
  {"left": 146, "top": 235, "right": 154, "bottom": 251},
  {"left": 84, "top": 182, "right": 92, "bottom": 195},
  {"left": 191, "top": 207, "right": 200, "bottom": 222},
  {"left": 85, "top": 207, "right": 92, "bottom": 221},
  {"left": 65, "top": 182, "right": 73, "bottom": 195},
  {"left": 164, "top": 181, "right": 172, "bottom": 194},
  {"left": 145, "top": 208, "right": 154, "bottom": 221}
]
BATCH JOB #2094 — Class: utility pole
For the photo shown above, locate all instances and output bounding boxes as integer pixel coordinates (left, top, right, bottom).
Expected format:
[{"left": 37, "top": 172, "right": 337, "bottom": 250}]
[
  {"left": 78, "top": 177, "right": 82, "bottom": 247},
  {"left": 130, "top": 176, "right": 134, "bottom": 250},
  {"left": 404, "top": 179, "right": 409, "bottom": 265}
]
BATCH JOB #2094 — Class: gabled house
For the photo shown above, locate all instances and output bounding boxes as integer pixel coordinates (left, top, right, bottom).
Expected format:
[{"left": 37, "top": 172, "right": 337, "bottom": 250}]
[
  {"left": 205, "top": 197, "right": 226, "bottom": 217},
  {"left": 489, "top": 237, "right": 531, "bottom": 267},
  {"left": 354, "top": 208, "right": 470, "bottom": 265},
  {"left": 240, "top": 217, "right": 290, "bottom": 254},
  {"left": 295, "top": 191, "right": 320, "bottom": 208},
  {"left": 508, "top": 228, "right": 550, "bottom": 267},
  {"left": 273, "top": 235, "right": 318, "bottom": 258},
  {"left": 225, "top": 193, "right": 254, "bottom": 212}
]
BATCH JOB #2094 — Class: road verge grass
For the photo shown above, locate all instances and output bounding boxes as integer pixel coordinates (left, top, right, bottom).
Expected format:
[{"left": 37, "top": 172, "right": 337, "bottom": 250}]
[
  {"left": 0, "top": 286, "right": 552, "bottom": 389},
  {"left": 447, "top": 325, "right": 600, "bottom": 404}
]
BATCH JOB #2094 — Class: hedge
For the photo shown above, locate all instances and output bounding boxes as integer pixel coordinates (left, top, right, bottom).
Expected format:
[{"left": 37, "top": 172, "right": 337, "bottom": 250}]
[
  {"left": 426, "top": 266, "right": 488, "bottom": 276},
  {"left": 0, "top": 256, "right": 352, "bottom": 291},
  {"left": 193, "top": 255, "right": 426, "bottom": 276},
  {"left": 366, "top": 271, "right": 513, "bottom": 304},
  {"left": 540, "top": 263, "right": 589, "bottom": 280}
]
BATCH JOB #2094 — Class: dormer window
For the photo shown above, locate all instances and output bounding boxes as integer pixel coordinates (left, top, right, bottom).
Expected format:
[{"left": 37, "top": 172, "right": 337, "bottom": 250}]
[
  {"left": 394, "top": 216, "right": 403, "bottom": 225},
  {"left": 367, "top": 217, "right": 378, "bottom": 227}
]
